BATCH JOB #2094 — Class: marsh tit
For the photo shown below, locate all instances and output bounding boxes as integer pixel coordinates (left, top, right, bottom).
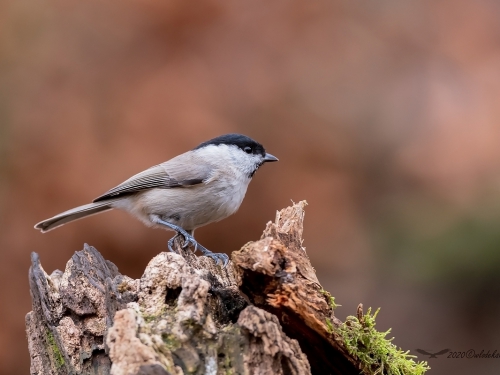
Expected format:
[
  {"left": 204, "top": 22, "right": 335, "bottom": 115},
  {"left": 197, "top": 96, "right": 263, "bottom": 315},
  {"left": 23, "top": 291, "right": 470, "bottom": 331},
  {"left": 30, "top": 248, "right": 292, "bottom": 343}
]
[{"left": 34, "top": 134, "right": 278, "bottom": 265}]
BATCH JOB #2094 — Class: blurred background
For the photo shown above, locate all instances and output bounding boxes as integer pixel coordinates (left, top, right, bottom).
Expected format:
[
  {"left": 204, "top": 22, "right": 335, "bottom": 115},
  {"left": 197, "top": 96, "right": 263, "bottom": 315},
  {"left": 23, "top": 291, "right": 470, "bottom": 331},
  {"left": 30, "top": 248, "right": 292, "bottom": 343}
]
[{"left": 1, "top": 0, "right": 500, "bottom": 374}]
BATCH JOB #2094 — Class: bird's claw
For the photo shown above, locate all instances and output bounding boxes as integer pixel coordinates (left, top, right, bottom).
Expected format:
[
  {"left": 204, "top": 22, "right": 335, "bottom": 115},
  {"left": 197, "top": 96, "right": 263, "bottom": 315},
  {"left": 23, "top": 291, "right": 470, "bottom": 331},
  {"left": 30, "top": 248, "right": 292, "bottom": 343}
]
[
  {"left": 179, "top": 232, "right": 198, "bottom": 252},
  {"left": 167, "top": 237, "right": 175, "bottom": 253},
  {"left": 182, "top": 237, "right": 197, "bottom": 252},
  {"left": 198, "top": 244, "right": 229, "bottom": 267},
  {"left": 163, "top": 223, "right": 228, "bottom": 267},
  {"left": 166, "top": 227, "right": 198, "bottom": 253},
  {"left": 211, "top": 253, "right": 229, "bottom": 267},
  {"left": 204, "top": 252, "right": 229, "bottom": 267}
]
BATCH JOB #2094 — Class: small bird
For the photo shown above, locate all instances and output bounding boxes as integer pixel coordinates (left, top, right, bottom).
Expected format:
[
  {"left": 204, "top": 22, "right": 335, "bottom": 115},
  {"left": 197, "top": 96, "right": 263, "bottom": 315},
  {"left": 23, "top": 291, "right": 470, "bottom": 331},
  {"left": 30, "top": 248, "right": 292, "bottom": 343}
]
[{"left": 35, "top": 133, "right": 278, "bottom": 265}]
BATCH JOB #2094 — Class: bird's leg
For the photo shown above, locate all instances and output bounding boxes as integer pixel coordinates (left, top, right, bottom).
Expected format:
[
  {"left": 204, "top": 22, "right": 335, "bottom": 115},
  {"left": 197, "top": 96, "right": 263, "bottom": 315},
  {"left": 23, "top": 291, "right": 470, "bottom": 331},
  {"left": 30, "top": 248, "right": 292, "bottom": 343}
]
[
  {"left": 151, "top": 216, "right": 229, "bottom": 266},
  {"left": 151, "top": 217, "right": 198, "bottom": 251}
]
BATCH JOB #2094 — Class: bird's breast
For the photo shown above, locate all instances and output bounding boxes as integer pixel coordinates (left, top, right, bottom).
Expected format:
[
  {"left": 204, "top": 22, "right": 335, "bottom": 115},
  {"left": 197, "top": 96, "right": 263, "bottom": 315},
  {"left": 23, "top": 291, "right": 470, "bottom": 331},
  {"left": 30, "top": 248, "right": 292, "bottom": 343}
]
[
  {"left": 206, "top": 173, "right": 251, "bottom": 222},
  {"left": 127, "top": 172, "right": 251, "bottom": 231}
]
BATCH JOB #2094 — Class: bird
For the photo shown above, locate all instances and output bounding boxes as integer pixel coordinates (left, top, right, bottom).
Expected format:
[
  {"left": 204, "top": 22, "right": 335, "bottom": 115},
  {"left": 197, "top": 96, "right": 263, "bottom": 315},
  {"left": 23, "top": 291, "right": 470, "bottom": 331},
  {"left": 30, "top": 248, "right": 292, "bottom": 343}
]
[
  {"left": 34, "top": 133, "right": 278, "bottom": 266},
  {"left": 415, "top": 349, "right": 450, "bottom": 358}
]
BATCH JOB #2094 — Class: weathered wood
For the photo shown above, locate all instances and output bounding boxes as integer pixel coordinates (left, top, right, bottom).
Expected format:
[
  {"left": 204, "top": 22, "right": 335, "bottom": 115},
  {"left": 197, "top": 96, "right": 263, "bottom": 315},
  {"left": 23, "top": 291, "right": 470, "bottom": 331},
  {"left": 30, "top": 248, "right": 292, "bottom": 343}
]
[
  {"left": 26, "top": 201, "right": 425, "bottom": 375},
  {"left": 232, "top": 202, "right": 360, "bottom": 374}
]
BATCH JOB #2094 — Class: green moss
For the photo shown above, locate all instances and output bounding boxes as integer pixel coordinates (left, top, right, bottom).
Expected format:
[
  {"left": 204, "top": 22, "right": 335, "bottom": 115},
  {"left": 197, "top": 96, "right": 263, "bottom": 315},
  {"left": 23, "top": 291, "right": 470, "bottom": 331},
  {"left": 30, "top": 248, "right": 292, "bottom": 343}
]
[
  {"left": 325, "top": 318, "right": 334, "bottom": 334},
  {"left": 320, "top": 289, "right": 341, "bottom": 310},
  {"left": 217, "top": 326, "right": 247, "bottom": 375},
  {"left": 117, "top": 281, "right": 130, "bottom": 293},
  {"left": 142, "top": 305, "right": 169, "bottom": 323},
  {"left": 161, "top": 333, "right": 181, "bottom": 351},
  {"left": 337, "top": 308, "right": 429, "bottom": 375},
  {"left": 143, "top": 314, "right": 156, "bottom": 323},
  {"left": 46, "top": 330, "right": 65, "bottom": 369}
]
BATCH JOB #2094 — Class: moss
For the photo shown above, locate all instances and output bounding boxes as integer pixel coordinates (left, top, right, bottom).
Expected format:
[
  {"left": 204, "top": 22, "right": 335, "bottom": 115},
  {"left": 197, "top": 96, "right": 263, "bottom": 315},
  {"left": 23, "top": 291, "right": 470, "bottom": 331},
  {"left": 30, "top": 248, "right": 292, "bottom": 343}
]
[
  {"left": 143, "top": 314, "right": 157, "bottom": 324},
  {"left": 325, "top": 318, "right": 334, "bottom": 334},
  {"left": 117, "top": 281, "right": 130, "bottom": 293},
  {"left": 217, "top": 326, "right": 247, "bottom": 375},
  {"left": 337, "top": 307, "right": 429, "bottom": 375},
  {"left": 46, "top": 330, "right": 65, "bottom": 369},
  {"left": 142, "top": 305, "right": 169, "bottom": 324},
  {"left": 161, "top": 333, "right": 181, "bottom": 351},
  {"left": 320, "top": 289, "right": 341, "bottom": 310}
]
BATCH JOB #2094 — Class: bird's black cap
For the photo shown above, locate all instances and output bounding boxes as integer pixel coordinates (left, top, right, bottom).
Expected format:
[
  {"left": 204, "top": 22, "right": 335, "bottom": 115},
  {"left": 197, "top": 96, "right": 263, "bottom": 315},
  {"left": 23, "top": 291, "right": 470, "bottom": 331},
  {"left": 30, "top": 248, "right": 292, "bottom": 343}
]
[{"left": 194, "top": 133, "right": 266, "bottom": 157}]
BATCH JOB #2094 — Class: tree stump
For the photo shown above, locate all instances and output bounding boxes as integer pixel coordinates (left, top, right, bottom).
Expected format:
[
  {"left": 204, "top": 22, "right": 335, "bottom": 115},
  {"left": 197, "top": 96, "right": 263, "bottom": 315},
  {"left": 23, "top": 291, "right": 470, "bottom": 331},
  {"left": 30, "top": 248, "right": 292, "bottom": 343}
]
[{"left": 26, "top": 201, "right": 429, "bottom": 375}]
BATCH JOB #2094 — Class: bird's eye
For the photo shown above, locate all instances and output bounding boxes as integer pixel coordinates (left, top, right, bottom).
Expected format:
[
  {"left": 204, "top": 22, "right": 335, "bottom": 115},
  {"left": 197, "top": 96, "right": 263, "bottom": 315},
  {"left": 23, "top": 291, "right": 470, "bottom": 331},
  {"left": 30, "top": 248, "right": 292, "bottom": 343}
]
[{"left": 244, "top": 146, "right": 252, "bottom": 154}]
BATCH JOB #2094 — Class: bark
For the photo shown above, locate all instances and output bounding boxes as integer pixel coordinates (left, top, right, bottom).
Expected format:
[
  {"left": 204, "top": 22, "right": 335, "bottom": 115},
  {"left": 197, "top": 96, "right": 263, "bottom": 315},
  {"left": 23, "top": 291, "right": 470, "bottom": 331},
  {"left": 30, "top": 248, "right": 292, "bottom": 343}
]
[{"left": 26, "top": 201, "right": 367, "bottom": 375}]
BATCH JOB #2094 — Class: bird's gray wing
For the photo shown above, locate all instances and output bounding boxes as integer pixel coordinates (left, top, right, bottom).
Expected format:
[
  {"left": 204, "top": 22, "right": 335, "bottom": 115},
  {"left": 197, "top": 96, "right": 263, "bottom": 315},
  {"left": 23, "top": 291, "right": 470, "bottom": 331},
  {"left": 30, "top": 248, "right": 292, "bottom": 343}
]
[{"left": 93, "top": 152, "right": 212, "bottom": 202}]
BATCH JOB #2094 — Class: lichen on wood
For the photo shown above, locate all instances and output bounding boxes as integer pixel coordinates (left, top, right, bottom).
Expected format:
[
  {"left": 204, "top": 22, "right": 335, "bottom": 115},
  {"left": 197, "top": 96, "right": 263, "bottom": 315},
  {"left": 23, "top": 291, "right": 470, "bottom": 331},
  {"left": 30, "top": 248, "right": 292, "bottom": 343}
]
[{"left": 26, "top": 201, "right": 428, "bottom": 375}]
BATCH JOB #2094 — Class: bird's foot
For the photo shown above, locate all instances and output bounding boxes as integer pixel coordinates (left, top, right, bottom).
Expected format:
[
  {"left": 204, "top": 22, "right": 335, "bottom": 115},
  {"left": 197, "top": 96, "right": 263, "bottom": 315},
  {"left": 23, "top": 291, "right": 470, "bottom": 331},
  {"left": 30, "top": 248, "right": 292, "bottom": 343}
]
[
  {"left": 167, "top": 233, "right": 180, "bottom": 253},
  {"left": 197, "top": 243, "right": 229, "bottom": 267},
  {"left": 166, "top": 229, "right": 198, "bottom": 253},
  {"left": 153, "top": 217, "right": 197, "bottom": 251},
  {"left": 155, "top": 217, "right": 228, "bottom": 266},
  {"left": 168, "top": 232, "right": 228, "bottom": 266}
]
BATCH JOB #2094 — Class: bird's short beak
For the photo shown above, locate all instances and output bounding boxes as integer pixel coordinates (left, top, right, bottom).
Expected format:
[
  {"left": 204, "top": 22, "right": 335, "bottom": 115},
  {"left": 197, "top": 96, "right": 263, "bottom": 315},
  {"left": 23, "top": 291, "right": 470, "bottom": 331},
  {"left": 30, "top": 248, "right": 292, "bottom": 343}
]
[{"left": 264, "top": 153, "right": 279, "bottom": 162}]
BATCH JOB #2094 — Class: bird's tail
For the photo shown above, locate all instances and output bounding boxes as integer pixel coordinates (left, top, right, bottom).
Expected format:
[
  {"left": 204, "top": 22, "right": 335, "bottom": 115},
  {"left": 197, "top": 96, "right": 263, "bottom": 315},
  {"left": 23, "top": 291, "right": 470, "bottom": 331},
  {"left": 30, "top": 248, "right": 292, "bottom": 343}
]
[{"left": 34, "top": 201, "right": 113, "bottom": 233}]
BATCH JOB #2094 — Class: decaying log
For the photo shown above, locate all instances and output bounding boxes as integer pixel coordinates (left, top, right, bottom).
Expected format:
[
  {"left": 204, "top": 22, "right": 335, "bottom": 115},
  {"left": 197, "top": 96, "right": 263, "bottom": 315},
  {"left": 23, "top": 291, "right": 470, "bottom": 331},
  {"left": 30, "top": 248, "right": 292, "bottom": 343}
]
[{"left": 26, "top": 201, "right": 426, "bottom": 375}]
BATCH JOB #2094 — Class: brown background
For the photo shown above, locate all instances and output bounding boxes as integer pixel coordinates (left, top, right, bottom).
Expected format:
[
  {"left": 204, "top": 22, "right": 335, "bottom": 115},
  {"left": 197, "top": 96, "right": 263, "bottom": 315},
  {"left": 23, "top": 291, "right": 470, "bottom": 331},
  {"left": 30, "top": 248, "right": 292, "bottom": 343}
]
[{"left": 2, "top": 1, "right": 500, "bottom": 374}]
